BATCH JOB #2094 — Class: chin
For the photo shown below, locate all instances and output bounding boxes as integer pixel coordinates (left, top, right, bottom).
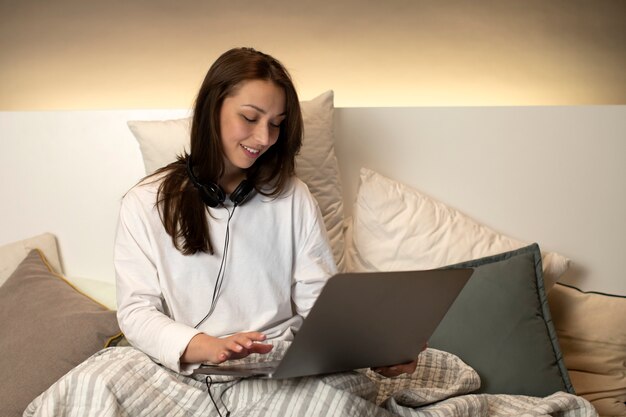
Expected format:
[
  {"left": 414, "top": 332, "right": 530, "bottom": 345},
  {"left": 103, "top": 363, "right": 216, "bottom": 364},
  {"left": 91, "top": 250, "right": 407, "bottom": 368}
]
[{"left": 235, "top": 160, "right": 256, "bottom": 171}]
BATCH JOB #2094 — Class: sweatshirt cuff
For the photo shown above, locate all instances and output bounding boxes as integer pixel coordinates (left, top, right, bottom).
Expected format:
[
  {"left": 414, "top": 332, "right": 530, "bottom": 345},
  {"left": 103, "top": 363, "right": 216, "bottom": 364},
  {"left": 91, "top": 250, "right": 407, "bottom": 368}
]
[{"left": 158, "top": 322, "right": 202, "bottom": 374}]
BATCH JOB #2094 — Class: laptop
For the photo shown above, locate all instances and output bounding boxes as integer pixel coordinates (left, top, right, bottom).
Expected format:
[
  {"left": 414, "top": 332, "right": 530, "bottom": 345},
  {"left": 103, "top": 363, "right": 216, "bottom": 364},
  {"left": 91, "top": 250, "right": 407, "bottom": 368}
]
[{"left": 193, "top": 268, "right": 472, "bottom": 379}]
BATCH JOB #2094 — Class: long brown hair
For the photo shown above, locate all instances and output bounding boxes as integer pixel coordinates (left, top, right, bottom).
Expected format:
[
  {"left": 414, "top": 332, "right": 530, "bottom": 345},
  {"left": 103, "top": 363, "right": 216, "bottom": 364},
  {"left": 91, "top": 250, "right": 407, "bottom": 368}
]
[{"left": 151, "top": 47, "right": 303, "bottom": 255}]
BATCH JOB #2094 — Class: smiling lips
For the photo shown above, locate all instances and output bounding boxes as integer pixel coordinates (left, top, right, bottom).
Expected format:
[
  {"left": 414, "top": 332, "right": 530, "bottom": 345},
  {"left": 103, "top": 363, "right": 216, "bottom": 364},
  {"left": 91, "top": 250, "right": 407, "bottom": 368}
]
[{"left": 241, "top": 144, "right": 261, "bottom": 158}]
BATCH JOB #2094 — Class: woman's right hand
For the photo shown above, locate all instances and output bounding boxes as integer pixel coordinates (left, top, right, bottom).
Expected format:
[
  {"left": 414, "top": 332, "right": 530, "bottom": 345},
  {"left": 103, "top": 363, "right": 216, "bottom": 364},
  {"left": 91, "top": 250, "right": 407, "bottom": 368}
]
[{"left": 181, "top": 331, "right": 273, "bottom": 365}]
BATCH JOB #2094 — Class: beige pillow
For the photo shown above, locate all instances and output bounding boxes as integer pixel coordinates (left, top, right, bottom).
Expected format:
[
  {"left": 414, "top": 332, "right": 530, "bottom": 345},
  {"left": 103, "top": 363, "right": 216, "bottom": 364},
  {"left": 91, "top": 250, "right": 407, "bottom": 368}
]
[
  {"left": 0, "top": 250, "right": 121, "bottom": 417},
  {"left": 549, "top": 283, "right": 626, "bottom": 417},
  {"left": 0, "top": 233, "right": 62, "bottom": 286},
  {"left": 68, "top": 275, "right": 117, "bottom": 310},
  {"left": 347, "top": 168, "right": 570, "bottom": 290},
  {"left": 127, "top": 91, "right": 346, "bottom": 270}
]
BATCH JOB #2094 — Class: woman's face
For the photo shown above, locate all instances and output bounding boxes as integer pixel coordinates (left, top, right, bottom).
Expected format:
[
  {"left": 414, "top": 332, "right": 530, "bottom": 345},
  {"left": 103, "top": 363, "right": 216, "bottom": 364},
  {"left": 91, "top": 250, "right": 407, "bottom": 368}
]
[{"left": 219, "top": 79, "right": 286, "bottom": 176}]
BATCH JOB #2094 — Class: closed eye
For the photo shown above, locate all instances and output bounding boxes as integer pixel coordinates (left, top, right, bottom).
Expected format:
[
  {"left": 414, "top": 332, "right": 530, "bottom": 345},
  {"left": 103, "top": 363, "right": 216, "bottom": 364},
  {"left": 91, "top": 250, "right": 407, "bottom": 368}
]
[{"left": 271, "top": 117, "right": 286, "bottom": 128}]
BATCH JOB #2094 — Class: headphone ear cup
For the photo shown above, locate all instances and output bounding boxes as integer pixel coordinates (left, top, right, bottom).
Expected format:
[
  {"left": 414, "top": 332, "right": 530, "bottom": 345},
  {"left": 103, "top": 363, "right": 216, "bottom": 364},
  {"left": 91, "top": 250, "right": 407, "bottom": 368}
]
[
  {"left": 187, "top": 158, "right": 226, "bottom": 208},
  {"left": 199, "top": 182, "right": 226, "bottom": 208},
  {"left": 230, "top": 180, "right": 255, "bottom": 207}
]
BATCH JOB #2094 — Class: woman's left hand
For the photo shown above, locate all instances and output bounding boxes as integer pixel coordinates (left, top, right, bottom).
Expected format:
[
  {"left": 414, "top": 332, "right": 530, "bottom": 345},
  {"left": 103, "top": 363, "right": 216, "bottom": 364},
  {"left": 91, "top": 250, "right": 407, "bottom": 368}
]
[
  {"left": 372, "top": 359, "right": 418, "bottom": 377},
  {"left": 371, "top": 343, "right": 426, "bottom": 377}
]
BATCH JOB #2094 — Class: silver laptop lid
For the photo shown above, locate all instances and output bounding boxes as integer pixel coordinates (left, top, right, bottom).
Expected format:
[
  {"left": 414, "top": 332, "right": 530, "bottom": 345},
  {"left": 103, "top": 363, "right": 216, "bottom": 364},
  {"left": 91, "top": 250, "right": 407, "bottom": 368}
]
[{"left": 270, "top": 268, "right": 473, "bottom": 379}]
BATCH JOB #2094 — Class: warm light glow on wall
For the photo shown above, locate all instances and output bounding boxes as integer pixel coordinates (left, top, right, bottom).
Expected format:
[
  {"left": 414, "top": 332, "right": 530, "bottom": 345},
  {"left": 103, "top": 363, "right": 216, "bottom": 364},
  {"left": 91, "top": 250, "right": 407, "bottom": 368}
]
[{"left": 1, "top": 0, "right": 625, "bottom": 109}]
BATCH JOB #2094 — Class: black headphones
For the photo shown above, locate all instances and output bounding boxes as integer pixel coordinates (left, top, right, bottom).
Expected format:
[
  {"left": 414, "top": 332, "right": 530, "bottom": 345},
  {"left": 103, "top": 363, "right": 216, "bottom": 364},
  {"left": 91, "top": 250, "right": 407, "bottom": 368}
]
[{"left": 186, "top": 157, "right": 255, "bottom": 208}]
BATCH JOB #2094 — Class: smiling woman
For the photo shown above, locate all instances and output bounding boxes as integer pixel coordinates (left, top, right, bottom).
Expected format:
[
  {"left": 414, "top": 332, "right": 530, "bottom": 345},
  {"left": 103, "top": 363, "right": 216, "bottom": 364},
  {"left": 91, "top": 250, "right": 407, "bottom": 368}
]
[{"left": 119, "top": 49, "right": 319, "bottom": 358}]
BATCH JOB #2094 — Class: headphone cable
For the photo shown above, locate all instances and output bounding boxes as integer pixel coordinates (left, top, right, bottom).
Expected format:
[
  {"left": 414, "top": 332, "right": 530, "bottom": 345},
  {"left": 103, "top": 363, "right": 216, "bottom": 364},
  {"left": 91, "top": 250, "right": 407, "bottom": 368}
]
[
  {"left": 205, "top": 375, "right": 250, "bottom": 417},
  {"left": 194, "top": 205, "right": 236, "bottom": 329}
]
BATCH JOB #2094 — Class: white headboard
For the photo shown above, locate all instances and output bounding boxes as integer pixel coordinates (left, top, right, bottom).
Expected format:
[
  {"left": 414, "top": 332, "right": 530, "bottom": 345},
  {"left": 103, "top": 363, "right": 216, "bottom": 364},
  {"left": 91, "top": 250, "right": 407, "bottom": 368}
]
[{"left": 1, "top": 106, "right": 624, "bottom": 295}]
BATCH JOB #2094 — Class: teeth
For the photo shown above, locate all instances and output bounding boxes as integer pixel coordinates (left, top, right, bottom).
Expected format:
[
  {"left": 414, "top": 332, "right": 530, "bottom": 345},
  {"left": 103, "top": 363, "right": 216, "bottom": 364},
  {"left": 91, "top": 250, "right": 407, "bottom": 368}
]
[{"left": 242, "top": 145, "right": 260, "bottom": 154}]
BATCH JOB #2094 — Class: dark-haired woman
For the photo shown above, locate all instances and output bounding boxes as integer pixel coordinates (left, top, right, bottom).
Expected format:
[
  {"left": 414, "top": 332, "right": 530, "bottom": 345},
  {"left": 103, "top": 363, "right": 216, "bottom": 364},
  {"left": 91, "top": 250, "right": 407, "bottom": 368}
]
[{"left": 115, "top": 48, "right": 337, "bottom": 374}]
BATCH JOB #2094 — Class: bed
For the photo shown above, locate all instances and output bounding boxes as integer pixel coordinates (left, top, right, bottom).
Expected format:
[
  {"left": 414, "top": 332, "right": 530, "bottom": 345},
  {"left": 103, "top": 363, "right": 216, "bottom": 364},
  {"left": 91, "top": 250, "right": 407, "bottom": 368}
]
[{"left": 1, "top": 92, "right": 625, "bottom": 416}]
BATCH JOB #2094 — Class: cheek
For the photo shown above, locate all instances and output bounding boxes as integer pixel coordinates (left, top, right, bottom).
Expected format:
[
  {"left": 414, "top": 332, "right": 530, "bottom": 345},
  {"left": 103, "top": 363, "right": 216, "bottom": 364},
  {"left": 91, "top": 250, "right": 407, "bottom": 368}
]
[
  {"left": 269, "top": 129, "right": 281, "bottom": 146},
  {"left": 222, "top": 120, "right": 248, "bottom": 142}
]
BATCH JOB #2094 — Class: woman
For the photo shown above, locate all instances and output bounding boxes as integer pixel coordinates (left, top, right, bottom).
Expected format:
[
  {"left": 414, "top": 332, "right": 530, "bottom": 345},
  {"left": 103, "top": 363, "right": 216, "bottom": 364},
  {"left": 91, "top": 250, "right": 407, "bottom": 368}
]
[
  {"left": 115, "top": 47, "right": 336, "bottom": 374},
  {"left": 116, "top": 46, "right": 416, "bottom": 377}
]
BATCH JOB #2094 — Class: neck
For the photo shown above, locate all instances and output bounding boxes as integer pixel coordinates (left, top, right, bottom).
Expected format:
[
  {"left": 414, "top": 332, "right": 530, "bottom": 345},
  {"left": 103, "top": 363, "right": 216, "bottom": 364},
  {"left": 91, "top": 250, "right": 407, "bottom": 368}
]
[{"left": 220, "top": 166, "right": 246, "bottom": 194}]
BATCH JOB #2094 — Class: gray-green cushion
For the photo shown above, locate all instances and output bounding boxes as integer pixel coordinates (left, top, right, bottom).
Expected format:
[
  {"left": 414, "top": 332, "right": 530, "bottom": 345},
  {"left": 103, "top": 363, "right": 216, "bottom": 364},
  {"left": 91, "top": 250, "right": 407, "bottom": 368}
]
[
  {"left": 0, "top": 250, "right": 121, "bottom": 417},
  {"left": 429, "top": 243, "right": 574, "bottom": 396}
]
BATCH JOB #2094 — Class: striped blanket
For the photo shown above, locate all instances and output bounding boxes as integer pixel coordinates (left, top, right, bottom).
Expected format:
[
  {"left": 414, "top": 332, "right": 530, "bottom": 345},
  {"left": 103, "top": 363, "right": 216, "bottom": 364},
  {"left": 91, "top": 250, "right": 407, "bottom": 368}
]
[{"left": 25, "top": 343, "right": 596, "bottom": 417}]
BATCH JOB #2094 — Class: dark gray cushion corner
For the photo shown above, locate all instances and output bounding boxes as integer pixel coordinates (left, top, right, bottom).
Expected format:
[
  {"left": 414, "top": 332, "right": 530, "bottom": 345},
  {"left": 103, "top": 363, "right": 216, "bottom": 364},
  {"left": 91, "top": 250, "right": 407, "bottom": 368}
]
[{"left": 429, "top": 243, "right": 574, "bottom": 396}]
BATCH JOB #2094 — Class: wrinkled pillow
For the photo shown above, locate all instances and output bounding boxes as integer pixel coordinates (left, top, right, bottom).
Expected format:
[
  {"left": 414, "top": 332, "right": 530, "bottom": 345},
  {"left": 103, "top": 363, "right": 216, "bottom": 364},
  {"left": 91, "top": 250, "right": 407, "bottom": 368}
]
[
  {"left": 549, "top": 283, "right": 626, "bottom": 416},
  {"left": 127, "top": 91, "right": 345, "bottom": 270},
  {"left": 430, "top": 244, "right": 574, "bottom": 396},
  {"left": 0, "top": 250, "right": 121, "bottom": 417},
  {"left": 348, "top": 168, "right": 570, "bottom": 290}
]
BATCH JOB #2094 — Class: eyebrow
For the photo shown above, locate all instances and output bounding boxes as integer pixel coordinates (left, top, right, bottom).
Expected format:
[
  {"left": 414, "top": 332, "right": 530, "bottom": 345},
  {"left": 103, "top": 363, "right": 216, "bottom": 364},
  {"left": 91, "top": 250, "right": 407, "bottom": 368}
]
[{"left": 242, "top": 104, "right": 286, "bottom": 117}]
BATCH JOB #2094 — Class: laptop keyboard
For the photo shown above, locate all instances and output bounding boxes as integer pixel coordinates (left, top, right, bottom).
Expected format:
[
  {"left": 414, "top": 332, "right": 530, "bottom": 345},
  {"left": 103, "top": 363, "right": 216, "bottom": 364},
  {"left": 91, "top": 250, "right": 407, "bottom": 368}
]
[{"left": 203, "top": 360, "right": 281, "bottom": 372}]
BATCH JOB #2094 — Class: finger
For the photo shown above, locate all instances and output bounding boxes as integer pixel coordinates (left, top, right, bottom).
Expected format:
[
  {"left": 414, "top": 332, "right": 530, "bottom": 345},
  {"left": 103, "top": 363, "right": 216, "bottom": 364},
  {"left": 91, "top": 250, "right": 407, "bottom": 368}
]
[
  {"left": 217, "top": 333, "right": 271, "bottom": 361},
  {"left": 248, "top": 343, "right": 273, "bottom": 354},
  {"left": 224, "top": 333, "right": 263, "bottom": 351},
  {"left": 374, "top": 366, "right": 403, "bottom": 378},
  {"left": 229, "top": 342, "right": 273, "bottom": 359},
  {"left": 373, "top": 359, "right": 417, "bottom": 377},
  {"left": 231, "top": 333, "right": 264, "bottom": 349},
  {"left": 402, "top": 359, "right": 418, "bottom": 374},
  {"left": 227, "top": 349, "right": 251, "bottom": 360},
  {"left": 213, "top": 350, "right": 231, "bottom": 364},
  {"left": 225, "top": 339, "right": 247, "bottom": 353},
  {"left": 240, "top": 332, "right": 268, "bottom": 342}
]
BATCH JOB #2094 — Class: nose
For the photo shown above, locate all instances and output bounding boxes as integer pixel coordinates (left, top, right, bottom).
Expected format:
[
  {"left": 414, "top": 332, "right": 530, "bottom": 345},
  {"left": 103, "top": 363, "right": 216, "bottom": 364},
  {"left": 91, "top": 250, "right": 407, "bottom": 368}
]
[{"left": 254, "top": 123, "right": 271, "bottom": 146}]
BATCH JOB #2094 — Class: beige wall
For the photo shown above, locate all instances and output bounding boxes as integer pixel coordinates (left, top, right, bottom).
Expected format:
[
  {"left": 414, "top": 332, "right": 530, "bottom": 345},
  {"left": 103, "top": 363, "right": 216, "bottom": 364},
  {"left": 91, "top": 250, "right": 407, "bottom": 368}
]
[{"left": 1, "top": 0, "right": 625, "bottom": 110}]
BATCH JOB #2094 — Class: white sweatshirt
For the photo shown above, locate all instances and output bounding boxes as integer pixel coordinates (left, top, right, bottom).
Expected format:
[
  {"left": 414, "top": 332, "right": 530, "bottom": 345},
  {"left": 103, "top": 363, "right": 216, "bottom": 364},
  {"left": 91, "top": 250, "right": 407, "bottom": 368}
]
[{"left": 114, "top": 176, "right": 337, "bottom": 373}]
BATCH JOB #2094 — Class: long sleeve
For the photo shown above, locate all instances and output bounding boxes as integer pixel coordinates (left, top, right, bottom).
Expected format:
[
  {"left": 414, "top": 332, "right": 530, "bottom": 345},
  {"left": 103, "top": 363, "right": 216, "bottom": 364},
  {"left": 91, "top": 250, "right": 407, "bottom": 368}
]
[
  {"left": 114, "top": 187, "right": 201, "bottom": 374},
  {"left": 290, "top": 182, "right": 338, "bottom": 318}
]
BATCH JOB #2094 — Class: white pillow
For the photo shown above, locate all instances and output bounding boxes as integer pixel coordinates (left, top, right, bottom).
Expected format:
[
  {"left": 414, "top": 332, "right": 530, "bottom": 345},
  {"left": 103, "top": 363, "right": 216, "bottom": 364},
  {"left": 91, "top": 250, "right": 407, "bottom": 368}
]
[
  {"left": 0, "top": 233, "right": 63, "bottom": 286},
  {"left": 347, "top": 168, "right": 570, "bottom": 290},
  {"left": 128, "top": 117, "right": 191, "bottom": 175},
  {"left": 127, "top": 91, "right": 346, "bottom": 270}
]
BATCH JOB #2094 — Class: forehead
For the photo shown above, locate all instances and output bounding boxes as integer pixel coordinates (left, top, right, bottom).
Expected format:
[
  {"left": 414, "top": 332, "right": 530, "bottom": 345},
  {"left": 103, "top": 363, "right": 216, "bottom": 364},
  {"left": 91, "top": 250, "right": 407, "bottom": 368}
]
[{"left": 226, "top": 79, "right": 286, "bottom": 114}]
